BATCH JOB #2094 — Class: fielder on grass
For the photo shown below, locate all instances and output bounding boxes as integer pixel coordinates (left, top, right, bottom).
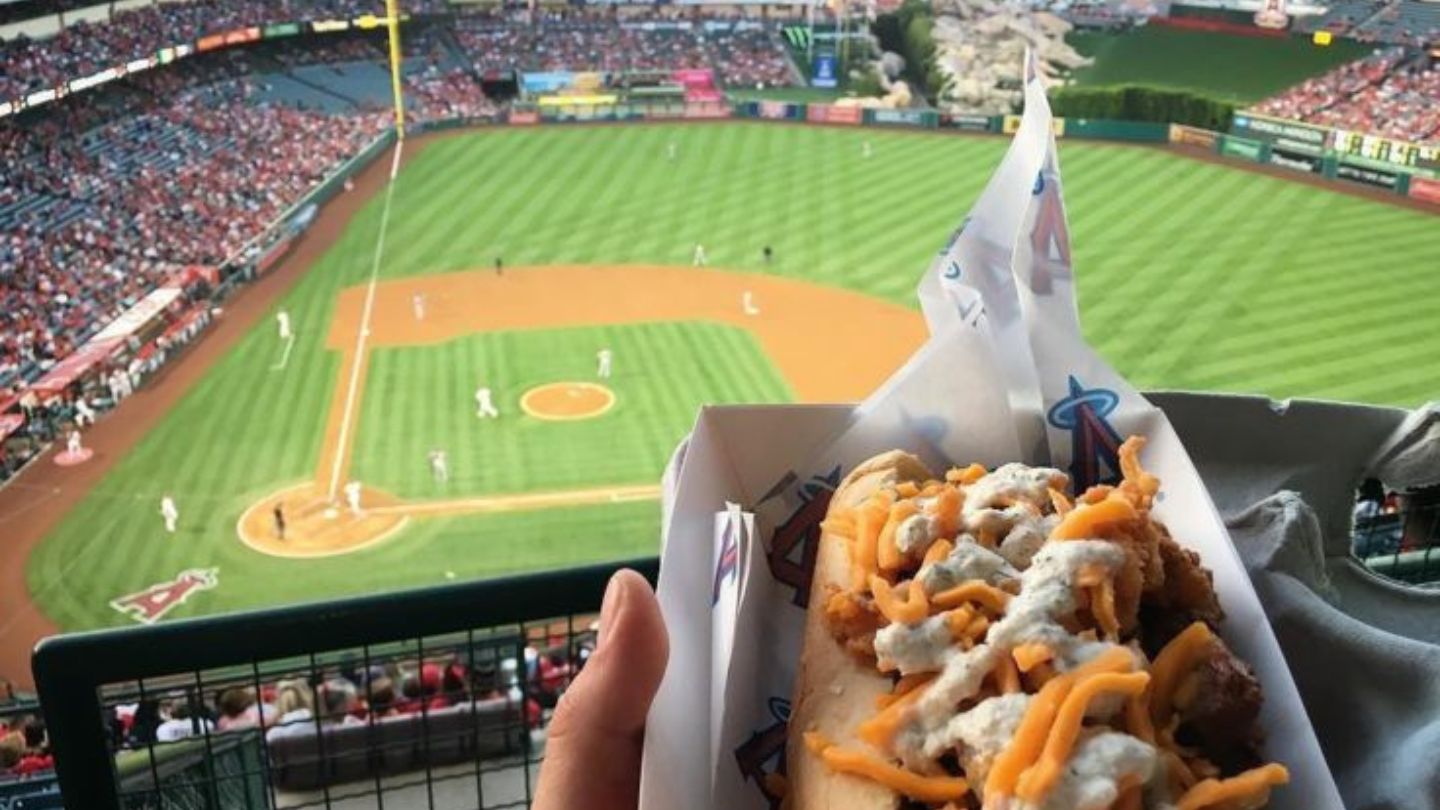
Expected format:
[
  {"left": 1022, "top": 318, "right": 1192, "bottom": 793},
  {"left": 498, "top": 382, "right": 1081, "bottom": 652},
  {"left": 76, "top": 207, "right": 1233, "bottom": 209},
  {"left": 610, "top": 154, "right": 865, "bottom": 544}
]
[
  {"left": 429, "top": 448, "right": 449, "bottom": 483},
  {"left": 160, "top": 494, "right": 179, "bottom": 534},
  {"left": 475, "top": 386, "right": 499, "bottom": 418},
  {"left": 596, "top": 348, "right": 613, "bottom": 380},
  {"left": 276, "top": 310, "right": 293, "bottom": 342},
  {"left": 692, "top": 243, "right": 707, "bottom": 267}
]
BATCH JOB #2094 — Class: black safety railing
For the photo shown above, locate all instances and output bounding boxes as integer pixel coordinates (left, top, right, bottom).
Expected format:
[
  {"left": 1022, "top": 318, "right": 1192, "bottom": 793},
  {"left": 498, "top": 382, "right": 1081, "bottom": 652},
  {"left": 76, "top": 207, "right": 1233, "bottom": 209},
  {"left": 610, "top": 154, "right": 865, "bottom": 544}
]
[{"left": 32, "top": 558, "right": 658, "bottom": 810}]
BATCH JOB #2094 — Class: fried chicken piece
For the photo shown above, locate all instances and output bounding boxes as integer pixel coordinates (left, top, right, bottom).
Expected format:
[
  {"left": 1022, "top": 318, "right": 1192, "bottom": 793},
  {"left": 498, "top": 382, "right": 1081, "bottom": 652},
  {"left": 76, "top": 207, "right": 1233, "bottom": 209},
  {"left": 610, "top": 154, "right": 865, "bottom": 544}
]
[
  {"left": 1173, "top": 638, "right": 1265, "bottom": 773},
  {"left": 824, "top": 586, "right": 882, "bottom": 659}
]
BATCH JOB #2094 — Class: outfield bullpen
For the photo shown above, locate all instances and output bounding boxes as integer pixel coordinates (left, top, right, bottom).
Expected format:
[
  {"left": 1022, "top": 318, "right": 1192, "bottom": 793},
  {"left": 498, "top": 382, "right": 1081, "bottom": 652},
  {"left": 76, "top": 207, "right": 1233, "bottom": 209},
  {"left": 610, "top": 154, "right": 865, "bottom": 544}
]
[{"left": 3, "top": 123, "right": 1438, "bottom": 678}]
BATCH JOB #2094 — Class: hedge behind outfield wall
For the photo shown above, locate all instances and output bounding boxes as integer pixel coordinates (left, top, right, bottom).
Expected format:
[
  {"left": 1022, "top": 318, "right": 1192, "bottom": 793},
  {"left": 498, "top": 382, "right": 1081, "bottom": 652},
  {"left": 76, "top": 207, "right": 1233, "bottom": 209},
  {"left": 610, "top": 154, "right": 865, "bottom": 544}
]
[{"left": 1049, "top": 85, "right": 1236, "bottom": 132}]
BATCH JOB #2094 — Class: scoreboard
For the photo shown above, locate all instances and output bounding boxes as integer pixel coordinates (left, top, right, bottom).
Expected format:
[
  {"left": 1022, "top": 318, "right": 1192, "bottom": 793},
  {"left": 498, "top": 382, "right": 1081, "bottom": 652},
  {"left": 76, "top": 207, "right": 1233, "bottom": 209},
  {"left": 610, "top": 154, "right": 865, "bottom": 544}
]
[{"left": 1332, "top": 130, "right": 1440, "bottom": 174}]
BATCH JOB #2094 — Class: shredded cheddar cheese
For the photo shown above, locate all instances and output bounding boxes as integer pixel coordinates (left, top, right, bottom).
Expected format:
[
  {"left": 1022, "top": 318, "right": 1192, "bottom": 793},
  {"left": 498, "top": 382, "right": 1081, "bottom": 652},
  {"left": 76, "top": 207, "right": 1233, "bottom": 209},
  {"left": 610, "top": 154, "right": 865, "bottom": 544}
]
[
  {"left": 1149, "top": 622, "right": 1216, "bottom": 726},
  {"left": 930, "top": 486, "right": 963, "bottom": 538},
  {"left": 852, "top": 496, "right": 891, "bottom": 591},
  {"left": 896, "top": 481, "right": 921, "bottom": 498},
  {"left": 1012, "top": 643, "right": 1054, "bottom": 673},
  {"left": 805, "top": 732, "right": 970, "bottom": 803},
  {"left": 1175, "top": 763, "right": 1290, "bottom": 810},
  {"left": 995, "top": 653, "right": 1021, "bottom": 694},
  {"left": 878, "top": 500, "right": 920, "bottom": 574},
  {"left": 923, "top": 538, "right": 954, "bottom": 568},
  {"left": 930, "top": 581, "right": 1013, "bottom": 614},
  {"left": 1050, "top": 496, "right": 1140, "bottom": 540},
  {"left": 1015, "top": 671, "right": 1151, "bottom": 802},
  {"left": 870, "top": 576, "right": 929, "bottom": 625},
  {"left": 947, "top": 463, "right": 987, "bottom": 484},
  {"left": 858, "top": 682, "right": 929, "bottom": 748}
]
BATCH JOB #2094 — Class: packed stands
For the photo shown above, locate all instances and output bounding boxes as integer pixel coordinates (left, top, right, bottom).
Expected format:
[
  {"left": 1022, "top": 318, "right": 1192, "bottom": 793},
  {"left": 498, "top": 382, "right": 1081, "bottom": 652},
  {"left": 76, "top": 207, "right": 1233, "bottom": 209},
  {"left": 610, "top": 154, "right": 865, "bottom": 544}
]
[
  {"left": 1251, "top": 47, "right": 1439, "bottom": 144},
  {"left": 450, "top": 16, "right": 796, "bottom": 87},
  {"left": 1352, "top": 0, "right": 1440, "bottom": 46}
]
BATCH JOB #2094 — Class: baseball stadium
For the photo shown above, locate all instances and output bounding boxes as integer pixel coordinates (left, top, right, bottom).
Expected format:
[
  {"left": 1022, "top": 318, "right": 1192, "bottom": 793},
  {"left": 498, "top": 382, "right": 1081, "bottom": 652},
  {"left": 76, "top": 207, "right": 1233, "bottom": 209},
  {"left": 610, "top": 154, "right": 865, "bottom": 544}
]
[{"left": 0, "top": 0, "right": 1437, "bottom": 807}]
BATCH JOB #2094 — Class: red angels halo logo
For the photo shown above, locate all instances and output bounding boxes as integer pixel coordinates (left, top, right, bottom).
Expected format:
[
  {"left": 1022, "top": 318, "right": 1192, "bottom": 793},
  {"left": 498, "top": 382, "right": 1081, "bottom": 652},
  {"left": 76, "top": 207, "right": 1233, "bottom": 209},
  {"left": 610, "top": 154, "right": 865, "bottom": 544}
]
[{"left": 109, "top": 568, "right": 219, "bottom": 625}]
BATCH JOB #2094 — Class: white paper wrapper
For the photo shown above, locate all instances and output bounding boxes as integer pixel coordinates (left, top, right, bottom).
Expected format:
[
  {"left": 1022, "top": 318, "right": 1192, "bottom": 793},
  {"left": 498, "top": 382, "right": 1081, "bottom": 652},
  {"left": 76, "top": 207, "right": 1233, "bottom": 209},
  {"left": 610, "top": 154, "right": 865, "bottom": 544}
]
[{"left": 641, "top": 52, "right": 1342, "bottom": 810}]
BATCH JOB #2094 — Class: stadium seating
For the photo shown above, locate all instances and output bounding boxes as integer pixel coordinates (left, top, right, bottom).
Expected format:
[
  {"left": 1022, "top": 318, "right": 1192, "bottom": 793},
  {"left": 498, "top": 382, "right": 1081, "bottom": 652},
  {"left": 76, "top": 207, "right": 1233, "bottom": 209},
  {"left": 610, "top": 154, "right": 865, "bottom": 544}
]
[{"left": 1251, "top": 46, "right": 1439, "bottom": 144}]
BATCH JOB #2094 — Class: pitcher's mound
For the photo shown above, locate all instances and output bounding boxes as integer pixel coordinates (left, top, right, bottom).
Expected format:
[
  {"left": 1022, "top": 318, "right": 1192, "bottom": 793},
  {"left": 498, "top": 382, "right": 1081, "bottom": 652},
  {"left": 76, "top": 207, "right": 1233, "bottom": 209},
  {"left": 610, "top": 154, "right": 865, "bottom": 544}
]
[
  {"left": 238, "top": 483, "right": 408, "bottom": 558},
  {"left": 520, "top": 382, "right": 615, "bottom": 421}
]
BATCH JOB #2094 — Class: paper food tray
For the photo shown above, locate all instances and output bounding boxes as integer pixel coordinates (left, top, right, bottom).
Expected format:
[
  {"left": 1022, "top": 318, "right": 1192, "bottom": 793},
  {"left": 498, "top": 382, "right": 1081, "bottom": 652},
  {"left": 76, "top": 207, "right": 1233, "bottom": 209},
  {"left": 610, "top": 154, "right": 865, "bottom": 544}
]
[{"left": 641, "top": 54, "right": 1343, "bottom": 810}]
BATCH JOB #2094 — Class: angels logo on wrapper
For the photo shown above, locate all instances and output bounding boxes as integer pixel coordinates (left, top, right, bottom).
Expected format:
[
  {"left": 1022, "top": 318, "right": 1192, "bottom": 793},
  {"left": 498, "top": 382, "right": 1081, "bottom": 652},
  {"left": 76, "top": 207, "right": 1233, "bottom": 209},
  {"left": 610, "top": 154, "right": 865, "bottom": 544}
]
[{"left": 640, "top": 51, "right": 1342, "bottom": 810}]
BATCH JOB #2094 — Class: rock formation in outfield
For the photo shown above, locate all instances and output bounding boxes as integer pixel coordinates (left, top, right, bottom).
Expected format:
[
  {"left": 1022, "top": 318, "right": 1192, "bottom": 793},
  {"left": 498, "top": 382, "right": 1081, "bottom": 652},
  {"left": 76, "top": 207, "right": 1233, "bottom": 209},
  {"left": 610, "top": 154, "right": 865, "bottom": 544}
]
[{"left": 929, "top": 0, "right": 1094, "bottom": 115}]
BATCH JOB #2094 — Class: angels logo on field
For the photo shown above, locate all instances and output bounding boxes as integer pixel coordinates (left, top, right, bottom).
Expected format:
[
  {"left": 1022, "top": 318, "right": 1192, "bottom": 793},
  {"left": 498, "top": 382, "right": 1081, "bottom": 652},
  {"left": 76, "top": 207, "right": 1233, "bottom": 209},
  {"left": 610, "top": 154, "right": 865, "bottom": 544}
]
[
  {"left": 1046, "top": 376, "right": 1123, "bottom": 491},
  {"left": 733, "top": 697, "right": 790, "bottom": 809},
  {"left": 761, "top": 467, "right": 840, "bottom": 608},
  {"left": 110, "top": 568, "right": 219, "bottom": 625}
]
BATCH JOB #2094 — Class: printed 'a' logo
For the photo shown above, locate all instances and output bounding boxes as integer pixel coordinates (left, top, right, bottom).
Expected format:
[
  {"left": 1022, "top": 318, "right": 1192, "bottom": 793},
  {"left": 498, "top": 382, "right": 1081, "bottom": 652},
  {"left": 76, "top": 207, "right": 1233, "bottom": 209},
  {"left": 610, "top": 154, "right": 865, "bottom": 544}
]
[
  {"left": 1046, "top": 376, "right": 1123, "bottom": 492},
  {"left": 110, "top": 568, "right": 219, "bottom": 625},
  {"left": 734, "top": 697, "right": 791, "bottom": 809},
  {"left": 766, "top": 468, "right": 840, "bottom": 608}
]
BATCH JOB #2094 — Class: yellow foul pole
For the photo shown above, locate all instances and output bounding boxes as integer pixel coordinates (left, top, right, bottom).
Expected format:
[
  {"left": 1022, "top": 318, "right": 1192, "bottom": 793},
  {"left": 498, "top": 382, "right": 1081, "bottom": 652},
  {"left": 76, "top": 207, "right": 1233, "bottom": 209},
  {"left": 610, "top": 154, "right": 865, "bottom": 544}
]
[{"left": 384, "top": 0, "right": 406, "bottom": 140}]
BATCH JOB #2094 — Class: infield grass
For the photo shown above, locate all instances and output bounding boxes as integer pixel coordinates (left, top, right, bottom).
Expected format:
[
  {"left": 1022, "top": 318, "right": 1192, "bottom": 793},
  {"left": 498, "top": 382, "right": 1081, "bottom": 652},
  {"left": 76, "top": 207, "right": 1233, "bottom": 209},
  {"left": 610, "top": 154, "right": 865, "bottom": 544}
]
[{"left": 24, "top": 122, "right": 1440, "bottom": 630}]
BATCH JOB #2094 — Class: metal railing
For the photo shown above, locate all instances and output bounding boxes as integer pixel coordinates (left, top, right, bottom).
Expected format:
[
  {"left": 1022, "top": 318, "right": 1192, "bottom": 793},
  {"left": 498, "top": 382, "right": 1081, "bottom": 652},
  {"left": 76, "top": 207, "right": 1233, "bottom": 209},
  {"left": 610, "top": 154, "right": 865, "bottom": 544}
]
[
  {"left": 1354, "top": 488, "right": 1440, "bottom": 585},
  {"left": 33, "top": 558, "right": 657, "bottom": 810}
]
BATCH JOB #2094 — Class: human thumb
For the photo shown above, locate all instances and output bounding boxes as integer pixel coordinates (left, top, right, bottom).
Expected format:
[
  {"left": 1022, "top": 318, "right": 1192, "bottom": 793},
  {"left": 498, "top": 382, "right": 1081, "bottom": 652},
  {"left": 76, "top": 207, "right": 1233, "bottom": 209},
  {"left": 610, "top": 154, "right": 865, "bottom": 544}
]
[{"left": 534, "top": 569, "right": 669, "bottom": 810}]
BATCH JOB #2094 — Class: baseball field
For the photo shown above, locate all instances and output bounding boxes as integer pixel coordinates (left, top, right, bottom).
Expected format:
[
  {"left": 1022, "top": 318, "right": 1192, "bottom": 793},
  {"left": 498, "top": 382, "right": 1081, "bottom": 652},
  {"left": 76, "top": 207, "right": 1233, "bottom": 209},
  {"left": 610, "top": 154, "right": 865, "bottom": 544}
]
[{"left": 4, "top": 122, "right": 1439, "bottom": 665}]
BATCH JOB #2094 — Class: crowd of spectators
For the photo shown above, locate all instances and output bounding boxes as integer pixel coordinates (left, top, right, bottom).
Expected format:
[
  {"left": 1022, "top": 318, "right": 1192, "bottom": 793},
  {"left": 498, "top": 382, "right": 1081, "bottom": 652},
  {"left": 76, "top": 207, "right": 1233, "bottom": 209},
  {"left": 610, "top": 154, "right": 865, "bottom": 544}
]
[
  {"left": 406, "top": 67, "right": 501, "bottom": 122},
  {"left": 1251, "top": 48, "right": 1439, "bottom": 144},
  {"left": 115, "top": 639, "right": 591, "bottom": 752},
  {"left": 0, "top": 0, "right": 452, "bottom": 97},
  {"left": 451, "top": 18, "right": 794, "bottom": 87},
  {"left": 0, "top": 713, "right": 51, "bottom": 779},
  {"left": 0, "top": 71, "right": 389, "bottom": 385}
]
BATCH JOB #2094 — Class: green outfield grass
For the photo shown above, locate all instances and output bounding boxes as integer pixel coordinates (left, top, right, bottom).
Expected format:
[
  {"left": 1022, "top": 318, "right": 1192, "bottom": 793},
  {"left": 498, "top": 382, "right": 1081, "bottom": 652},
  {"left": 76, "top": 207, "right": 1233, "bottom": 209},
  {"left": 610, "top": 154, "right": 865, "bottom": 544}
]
[
  {"left": 24, "top": 122, "right": 1440, "bottom": 631},
  {"left": 1068, "top": 28, "right": 1372, "bottom": 103},
  {"left": 353, "top": 323, "right": 790, "bottom": 498}
]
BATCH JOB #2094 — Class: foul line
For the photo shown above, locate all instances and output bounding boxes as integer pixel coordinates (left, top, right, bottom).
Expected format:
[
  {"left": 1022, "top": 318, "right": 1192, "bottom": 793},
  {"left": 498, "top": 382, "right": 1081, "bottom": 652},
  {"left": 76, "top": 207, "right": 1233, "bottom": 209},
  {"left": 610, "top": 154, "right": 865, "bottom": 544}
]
[
  {"left": 270, "top": 334, "right": 297, "bottom": 372},
  {"left": 327, "top": 142, "right": 404, "bottom": 501}
]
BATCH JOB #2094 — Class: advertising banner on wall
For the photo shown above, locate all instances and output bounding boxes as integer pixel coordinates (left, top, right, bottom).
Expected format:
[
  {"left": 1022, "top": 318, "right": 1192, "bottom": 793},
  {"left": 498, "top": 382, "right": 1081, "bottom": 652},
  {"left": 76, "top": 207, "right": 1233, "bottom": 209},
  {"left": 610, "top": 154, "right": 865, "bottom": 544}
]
[
  {"left": 758, "top": 100, "right": 791, "bottom": 120},
  {"left": 509, "top": 109, "right": 540, "bottom": 125},
  {"left": 943, "top": 113, "right": 993, "bottom": 131},
  {"left": 1231, "top": 112, "right": 1329, "bottom": 155},
  {"left": 805, "top": 104, "right": 861, "bottom": 124},
  {"left": 523, "top": 72, "right": 575, "bottom": 93},
  {"left": 811, "top": 52, "right": 838, "bottom": 89},
  {"left": 1220, "top": 134, "right": 1266, "bottom": 162},
  {"left": 1169, "top": 123, "right": 1218, "bottom": 148},
  {"left": 870, "top": 108, "right": 931, "bottom": 127},
  {"left": 1269, "top": 146, "right": 1323, "bottom": 173},
  {"left": 264, "top": 22, "right": 301, "bottom": 38},
  {"left": 1409, "top": 176, "right": 1440, "bottom": 205},
  {"left": 1335, "top": 160, "right": 1399, "bottom": 189}
]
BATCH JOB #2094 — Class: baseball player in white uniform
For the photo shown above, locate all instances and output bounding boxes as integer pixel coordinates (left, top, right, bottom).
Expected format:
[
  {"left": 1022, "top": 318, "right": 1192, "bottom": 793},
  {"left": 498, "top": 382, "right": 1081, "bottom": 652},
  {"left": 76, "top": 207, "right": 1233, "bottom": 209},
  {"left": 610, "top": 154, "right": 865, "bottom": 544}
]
[
  {"left": 74, "top": 397, "right": 97, "bottom": 427},
  {"left": 596, "top": 348, "right": 613, "bottom": 380},
  {"left": 692, "top": 243, "right": 707, "bottom": 267},
  {"left": 862, "top": 140, "right": 873, "bottom": 159},
  {"left": 343, "top": 481, "right": 363, "bottom": 516},
  {"left": 428, "top": 449, "right": 449, "bottom": 483},
  {"left": 412, "top": 293, "right": 426, "bottom": 321},
  {"left": 160, "top": 494, "right": 179, "bottom": 533},
  {"left": 276, "top": 310, "right": 293, "bottom": 341},
  {"left": 475, "top": 386, "right": 499, "bottom": 419},
  {"left": 66, "top": 430, "right": 82, "bottom": 456},
  {"left": 742, "top": 290, "right": 760, "bottom": 316},
  {"left": 667, "top": 142, "right": 677, "bottom": 161}
]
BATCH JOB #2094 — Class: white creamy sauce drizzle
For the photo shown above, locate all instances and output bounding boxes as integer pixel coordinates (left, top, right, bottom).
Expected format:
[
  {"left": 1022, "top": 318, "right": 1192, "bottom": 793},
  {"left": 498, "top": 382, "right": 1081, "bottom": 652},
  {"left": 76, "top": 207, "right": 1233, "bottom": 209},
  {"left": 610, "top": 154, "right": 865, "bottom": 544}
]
[
  {"left": 871, "top": 470, "right": 1155, "bottom": 802},
  {"left": 1017, "top": 731, "right": 1158, "bottom": 810},
  {"left": 918, "top": 540, "right": 1019, "bottom": 593}
]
